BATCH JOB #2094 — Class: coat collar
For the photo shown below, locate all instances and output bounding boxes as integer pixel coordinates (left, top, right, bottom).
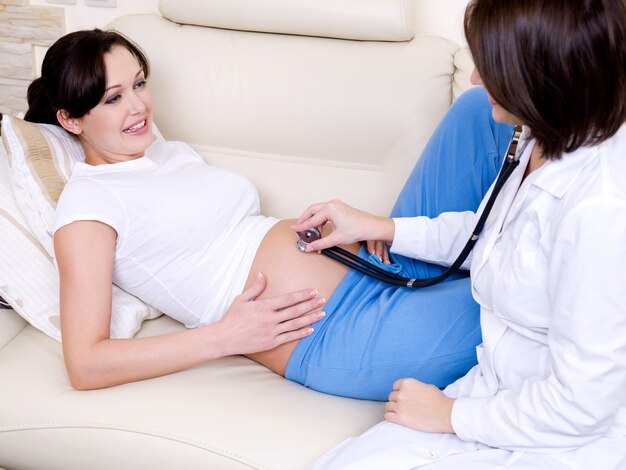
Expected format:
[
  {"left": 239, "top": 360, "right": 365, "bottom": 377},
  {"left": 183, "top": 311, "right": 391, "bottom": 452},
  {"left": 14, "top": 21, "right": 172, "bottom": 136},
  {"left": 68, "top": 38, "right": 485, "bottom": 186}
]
[
  {"left": 472, "top": 128, "right": 598, "bottom": 273},
  {"left": 529, "top": 143, "right": 598, "bottom": 199},
  {"left": 531, "top": 123, "right": 626, "bottom": 198}
]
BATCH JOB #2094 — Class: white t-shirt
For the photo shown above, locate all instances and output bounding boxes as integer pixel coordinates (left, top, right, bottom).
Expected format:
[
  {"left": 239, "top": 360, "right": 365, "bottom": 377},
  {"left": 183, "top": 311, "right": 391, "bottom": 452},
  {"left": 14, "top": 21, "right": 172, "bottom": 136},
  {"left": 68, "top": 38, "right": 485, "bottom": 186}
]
[{"left": 53, "top": 141, "right": 278, "bottom": 328}]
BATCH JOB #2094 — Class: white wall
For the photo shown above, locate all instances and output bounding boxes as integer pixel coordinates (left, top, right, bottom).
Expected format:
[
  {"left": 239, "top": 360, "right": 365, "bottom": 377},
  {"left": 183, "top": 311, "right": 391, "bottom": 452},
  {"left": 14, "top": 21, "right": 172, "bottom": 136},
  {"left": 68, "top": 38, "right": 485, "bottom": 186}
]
[
  {"left": 31, "top": 0, "right": 469, "bottom": 44},
  {"left": 29, "top": 0, "right": 159, "bottom": 76},
  {"left": 30, "top": 0, "right": 159, "bottom": 32},
  {"left": 416, "top": 0, "right": 469, "bottom": 44}
]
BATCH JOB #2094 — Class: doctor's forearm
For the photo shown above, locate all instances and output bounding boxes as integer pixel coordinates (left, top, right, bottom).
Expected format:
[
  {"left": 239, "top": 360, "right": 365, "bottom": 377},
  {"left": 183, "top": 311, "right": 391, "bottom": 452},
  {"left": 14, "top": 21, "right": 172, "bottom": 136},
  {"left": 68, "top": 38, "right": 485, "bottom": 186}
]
[{"left": 390, "top": 211, "right": 477, "bottom": 265}]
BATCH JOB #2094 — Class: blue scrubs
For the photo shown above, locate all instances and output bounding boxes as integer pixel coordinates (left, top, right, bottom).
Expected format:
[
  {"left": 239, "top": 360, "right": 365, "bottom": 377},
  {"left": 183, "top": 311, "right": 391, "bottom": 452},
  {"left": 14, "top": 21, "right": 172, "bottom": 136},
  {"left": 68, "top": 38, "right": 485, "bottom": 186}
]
[{"left": 285, "top": 87, "right": 515, "bottom": 400}]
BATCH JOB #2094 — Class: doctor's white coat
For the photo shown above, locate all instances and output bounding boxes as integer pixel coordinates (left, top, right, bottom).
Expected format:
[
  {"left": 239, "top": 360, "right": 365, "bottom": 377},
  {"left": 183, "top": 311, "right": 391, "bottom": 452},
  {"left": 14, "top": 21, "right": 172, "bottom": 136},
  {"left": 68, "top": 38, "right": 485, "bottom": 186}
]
[{"left": 314, "top": 125, "right": 626, "bottom": 469}]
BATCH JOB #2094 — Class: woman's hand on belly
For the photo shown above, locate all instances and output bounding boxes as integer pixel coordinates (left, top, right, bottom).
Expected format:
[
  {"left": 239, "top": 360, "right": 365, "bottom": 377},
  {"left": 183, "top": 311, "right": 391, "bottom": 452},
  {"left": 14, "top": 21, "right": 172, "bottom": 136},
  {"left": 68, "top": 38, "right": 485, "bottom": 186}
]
[
  {"left": 242, "top": 219, "right": 361, "bottom": 375},
  {"left": 246, "top": 219, "right": 360, "bottom": 302},
  {"left": 215, "top": 272, "right": 326, "bottom": 356}
]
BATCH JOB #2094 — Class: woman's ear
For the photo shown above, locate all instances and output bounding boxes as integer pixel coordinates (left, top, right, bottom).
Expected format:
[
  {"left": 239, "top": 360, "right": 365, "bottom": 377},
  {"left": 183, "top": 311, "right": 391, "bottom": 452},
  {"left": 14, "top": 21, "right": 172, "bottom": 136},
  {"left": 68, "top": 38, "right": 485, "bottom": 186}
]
[{"left": 56, "top": 110, "right": 82, "bottom": 135}]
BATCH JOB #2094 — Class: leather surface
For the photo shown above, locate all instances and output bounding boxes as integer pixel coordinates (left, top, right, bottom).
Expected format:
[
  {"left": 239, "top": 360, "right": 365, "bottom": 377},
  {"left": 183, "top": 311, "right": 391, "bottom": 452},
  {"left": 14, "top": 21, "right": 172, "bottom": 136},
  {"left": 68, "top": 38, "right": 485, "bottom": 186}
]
[
  {"left": 0, "top": 317, "right": 382, "bottom": 469},
  {"left": 0, "top": 6, "right": 474, "bottom": 469},
  {"left": 0, "top": 309, "right": 27, "bottom": 350},
  {"left": 159, "top": 0, "right": 416, "bottom": 41},
  {"left": 112, "top": 14, "right": 466, "bottom": 219}
]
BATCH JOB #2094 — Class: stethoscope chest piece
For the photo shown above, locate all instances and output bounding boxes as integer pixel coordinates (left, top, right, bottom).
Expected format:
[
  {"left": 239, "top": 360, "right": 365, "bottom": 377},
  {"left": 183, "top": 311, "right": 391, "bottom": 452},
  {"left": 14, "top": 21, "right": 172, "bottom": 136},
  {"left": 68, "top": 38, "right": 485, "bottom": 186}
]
[{"left": 296, "top": 227, "right": 322, "bottom": 252}]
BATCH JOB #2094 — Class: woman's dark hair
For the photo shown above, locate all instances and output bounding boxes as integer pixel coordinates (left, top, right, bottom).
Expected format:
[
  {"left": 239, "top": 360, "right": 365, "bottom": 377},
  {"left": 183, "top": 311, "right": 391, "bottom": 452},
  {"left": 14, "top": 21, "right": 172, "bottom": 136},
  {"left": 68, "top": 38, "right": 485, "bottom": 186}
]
[
  {"left": 464, "top": 0, "right": 626, "bottom": 159},
  {"left": 24, "top": 29, "right": 149, "bottom": 126}
]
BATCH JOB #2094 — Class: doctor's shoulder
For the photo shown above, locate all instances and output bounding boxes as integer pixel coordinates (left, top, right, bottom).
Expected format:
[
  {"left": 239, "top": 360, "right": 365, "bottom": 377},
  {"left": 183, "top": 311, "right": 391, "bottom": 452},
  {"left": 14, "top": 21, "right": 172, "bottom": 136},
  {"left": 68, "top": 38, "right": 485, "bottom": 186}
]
[
  {"left": 550, "top": 125, "right": 626, "bottom": 252},
  {"left": 561, "top": 125, "right": 626, "bottom": 205},
  {"left": 599, "top": 123, "right": 626, "bottom": 201}
]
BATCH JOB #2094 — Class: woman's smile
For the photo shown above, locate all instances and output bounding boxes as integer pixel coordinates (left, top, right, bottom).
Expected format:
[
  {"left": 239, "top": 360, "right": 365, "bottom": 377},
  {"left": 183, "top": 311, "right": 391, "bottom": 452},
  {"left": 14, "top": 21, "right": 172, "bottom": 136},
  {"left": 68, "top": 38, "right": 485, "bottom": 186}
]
[{"left": 123, "top": 119, "right": 149, "bottom": 135}]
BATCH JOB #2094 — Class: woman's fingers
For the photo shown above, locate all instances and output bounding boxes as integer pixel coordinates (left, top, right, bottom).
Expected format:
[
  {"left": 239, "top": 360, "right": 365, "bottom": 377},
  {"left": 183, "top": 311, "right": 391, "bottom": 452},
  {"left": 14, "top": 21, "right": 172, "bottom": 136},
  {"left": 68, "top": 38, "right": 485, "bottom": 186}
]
[
  {"left": 273, "top": 325, "right": 315, "bottom": 344},
  {"left": 366, "top": 240, "right": 390, "bottom": 264},
  {"left": 265, "top": 288, "right": 323, "bottom": 312},
  {"left": 223, "top": 280, "right": 329, "bottom": 353},
  {"left": 277, "top": 309, "right": 325, "bottom": 333},
  {"left": 260, "top": 292, "right": 327, "bottom": 346},
  {"left": 375, "top": 241, "right": 391, "bottom": 265},
  {"left": 239, "top": 272, "right": 267, "bottom": 301},
  {"left": 273, "top": 294, "right": 326, "bottom": 325}
]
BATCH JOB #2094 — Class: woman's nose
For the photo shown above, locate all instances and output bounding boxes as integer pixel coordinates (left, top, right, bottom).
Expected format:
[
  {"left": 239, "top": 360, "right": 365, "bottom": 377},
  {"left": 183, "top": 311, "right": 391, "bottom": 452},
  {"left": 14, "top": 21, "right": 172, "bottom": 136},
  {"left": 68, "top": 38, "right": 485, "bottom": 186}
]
[
  {"left": 128, "top": 92, "right": 147, "bottom": 114},
  {"left": 470, "top": 67, "right": 483, "bottom": 86}
]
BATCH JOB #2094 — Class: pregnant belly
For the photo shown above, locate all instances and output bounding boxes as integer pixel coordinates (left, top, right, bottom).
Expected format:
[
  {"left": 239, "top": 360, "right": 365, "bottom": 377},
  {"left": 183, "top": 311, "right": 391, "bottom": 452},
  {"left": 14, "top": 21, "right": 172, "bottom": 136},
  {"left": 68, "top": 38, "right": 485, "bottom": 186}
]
[{"left": 243, "top": 219, "right": 361, "bottom": 375}]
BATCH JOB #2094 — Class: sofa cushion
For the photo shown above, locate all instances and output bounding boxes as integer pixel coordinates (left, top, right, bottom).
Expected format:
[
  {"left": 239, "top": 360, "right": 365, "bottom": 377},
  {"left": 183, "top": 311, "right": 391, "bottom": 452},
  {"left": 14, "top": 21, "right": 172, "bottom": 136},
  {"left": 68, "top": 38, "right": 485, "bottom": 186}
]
[
  {"left": 110, "top": 14, "right": 461, "bottom": 220},
  {"left": 159, "top": 0, "right": 416, "bottom": 42},
  {"left": 0, "top": 117, "right": 161, "bottom": 340},
  {"left": 0, "top": 317, "right": 384, "bottom": 469}
]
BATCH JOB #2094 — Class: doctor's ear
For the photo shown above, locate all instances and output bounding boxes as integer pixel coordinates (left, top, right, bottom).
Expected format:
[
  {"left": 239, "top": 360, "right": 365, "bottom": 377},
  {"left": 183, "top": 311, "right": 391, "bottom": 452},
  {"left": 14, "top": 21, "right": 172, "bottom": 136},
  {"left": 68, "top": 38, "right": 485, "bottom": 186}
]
[{"left": 56, "top": 110, "right": 82, "bottom": 135}]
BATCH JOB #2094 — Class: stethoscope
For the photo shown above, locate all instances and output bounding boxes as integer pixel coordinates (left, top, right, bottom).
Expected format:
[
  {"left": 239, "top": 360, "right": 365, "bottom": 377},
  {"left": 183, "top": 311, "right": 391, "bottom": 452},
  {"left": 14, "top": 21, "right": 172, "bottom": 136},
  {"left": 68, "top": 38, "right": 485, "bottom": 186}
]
[{"left": 296, "top": 126, "right": 529, "bottom": 288}]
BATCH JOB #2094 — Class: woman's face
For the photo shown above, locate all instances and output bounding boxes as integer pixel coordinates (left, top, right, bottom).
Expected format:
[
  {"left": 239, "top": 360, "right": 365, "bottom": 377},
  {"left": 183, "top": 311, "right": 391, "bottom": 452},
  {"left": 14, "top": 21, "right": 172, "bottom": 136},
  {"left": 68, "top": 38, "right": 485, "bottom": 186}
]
[
  {"left": 470, "top": 68, "right": 523, "bottom": 126},
  {"left": 72, "top": 45, "right": 154, "bottom": 165}
]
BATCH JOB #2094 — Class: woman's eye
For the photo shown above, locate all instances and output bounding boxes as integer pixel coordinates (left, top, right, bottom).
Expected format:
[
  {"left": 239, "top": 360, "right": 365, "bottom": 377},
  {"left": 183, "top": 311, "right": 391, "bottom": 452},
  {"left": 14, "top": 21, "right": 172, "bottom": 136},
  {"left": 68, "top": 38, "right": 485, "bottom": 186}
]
[
  {"left": 134, "top": 79, "right": 147, "bottom": 89},
  {"left": 104, "top": 94, "right": 121, "bottom": 105}
]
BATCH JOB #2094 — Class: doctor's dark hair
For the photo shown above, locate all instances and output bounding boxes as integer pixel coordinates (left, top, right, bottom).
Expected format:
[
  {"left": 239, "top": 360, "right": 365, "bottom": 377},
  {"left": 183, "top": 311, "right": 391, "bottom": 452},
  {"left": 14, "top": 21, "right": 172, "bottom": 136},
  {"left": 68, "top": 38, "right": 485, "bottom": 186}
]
[
  {"left": 24, "top": 29, "right": 149, "bottom": 126},
  {"left": 464, "top": 0, "right": 626, "bottom": 159}
]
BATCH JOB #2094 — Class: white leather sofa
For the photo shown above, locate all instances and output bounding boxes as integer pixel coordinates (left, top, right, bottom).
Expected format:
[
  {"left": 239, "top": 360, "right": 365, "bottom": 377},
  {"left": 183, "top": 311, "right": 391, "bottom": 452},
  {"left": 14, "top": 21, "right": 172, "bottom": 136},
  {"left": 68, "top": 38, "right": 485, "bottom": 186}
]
[{"left": 0, "top": 1, "right": 474, "bottom": 468}]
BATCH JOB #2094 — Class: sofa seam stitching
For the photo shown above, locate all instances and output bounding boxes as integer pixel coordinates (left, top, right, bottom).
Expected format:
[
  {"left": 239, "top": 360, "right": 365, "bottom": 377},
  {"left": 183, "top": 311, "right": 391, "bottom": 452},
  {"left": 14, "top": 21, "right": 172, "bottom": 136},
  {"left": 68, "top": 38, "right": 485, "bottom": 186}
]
[
  {"left": 189, "top": 142, "right": 384, "bottom": 172},
  {"left": 0, "top": 423, "right": 266, "bottom": 469}
]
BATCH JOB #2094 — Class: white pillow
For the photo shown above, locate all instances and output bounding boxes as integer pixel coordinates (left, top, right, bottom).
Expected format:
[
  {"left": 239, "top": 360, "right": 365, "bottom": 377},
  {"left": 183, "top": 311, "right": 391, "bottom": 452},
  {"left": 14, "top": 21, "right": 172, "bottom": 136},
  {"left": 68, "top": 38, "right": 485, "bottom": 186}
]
[
  {"left": 0, "top": 115, "right": 162, "bottom": 341},
  {"left": 2, "top": 115, "right": 165, "bottom": 256}
]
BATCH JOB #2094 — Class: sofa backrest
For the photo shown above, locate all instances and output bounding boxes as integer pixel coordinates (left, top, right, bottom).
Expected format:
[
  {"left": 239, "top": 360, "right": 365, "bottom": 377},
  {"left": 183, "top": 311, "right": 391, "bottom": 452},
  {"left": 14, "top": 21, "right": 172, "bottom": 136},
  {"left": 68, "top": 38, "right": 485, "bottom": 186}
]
[{"left": 111, "top": 0, "right": 474, "bottom": 218}]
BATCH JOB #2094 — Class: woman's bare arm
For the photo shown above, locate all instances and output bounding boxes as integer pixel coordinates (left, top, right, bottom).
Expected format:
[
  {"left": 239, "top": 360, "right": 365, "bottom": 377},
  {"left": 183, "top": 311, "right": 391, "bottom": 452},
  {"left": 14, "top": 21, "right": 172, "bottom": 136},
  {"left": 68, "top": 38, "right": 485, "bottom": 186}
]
[{"left": 55, "top": 221, "right": 324, "bottom": 390}]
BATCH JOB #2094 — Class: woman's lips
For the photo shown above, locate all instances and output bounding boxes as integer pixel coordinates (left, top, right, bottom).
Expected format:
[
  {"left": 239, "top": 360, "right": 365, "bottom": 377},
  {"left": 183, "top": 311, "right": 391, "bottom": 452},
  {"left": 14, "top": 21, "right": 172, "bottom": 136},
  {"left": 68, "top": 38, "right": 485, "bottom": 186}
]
[{"left": 123, "top": 119, "right": 148, "bottom": 135}]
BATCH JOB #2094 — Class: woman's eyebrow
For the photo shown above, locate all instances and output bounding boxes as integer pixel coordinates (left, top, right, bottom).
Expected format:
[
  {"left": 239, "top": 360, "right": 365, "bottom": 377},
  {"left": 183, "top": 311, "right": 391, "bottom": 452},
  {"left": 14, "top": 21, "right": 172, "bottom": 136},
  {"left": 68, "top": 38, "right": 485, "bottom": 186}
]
[{"left": 104, "top": 69, "right": 143, "bottom": 92}]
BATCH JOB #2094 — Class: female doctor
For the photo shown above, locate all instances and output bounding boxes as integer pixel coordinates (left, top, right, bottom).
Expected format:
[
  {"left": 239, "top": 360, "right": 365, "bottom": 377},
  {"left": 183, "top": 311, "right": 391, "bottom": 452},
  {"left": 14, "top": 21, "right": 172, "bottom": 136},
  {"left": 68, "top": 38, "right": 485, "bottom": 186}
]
[{"left": 295, "top": 0, "right": 626, "bottom": 468}]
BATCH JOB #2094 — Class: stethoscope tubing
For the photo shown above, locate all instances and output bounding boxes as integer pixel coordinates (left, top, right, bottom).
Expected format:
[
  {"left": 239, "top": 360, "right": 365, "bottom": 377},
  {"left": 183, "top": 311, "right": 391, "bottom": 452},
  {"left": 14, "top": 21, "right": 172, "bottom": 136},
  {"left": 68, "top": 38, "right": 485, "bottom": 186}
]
[{"left": 318, "top": 126, "right": 526, "bottom": 288}]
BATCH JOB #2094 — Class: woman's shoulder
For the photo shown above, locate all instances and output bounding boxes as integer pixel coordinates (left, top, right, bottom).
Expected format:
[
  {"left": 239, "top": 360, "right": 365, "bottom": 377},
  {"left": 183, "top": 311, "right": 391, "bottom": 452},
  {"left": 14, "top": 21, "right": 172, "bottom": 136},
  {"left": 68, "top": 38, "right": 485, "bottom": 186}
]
[
  {"left": 56, "top": 175, "right": 124, "bottom": 223},
  {"left": 60, "top": 172, "right": 111, "bottom": 199},
  {"left": 54, "top": 175, "right": 126, "bottom": 236}
]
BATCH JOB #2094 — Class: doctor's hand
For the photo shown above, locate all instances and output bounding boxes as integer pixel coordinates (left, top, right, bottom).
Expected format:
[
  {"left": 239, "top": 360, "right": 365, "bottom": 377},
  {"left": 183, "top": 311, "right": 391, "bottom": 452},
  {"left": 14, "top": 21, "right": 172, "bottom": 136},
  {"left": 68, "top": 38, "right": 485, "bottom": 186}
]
[
  {"left": 291, "top": 199, "right": 394, "bottom": 252},
  {"left": 385, "top": 378, "right": 455, "bottom": 434},
  {"left": 216, "top": 273, "right": 325, "bottom": 356}
]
